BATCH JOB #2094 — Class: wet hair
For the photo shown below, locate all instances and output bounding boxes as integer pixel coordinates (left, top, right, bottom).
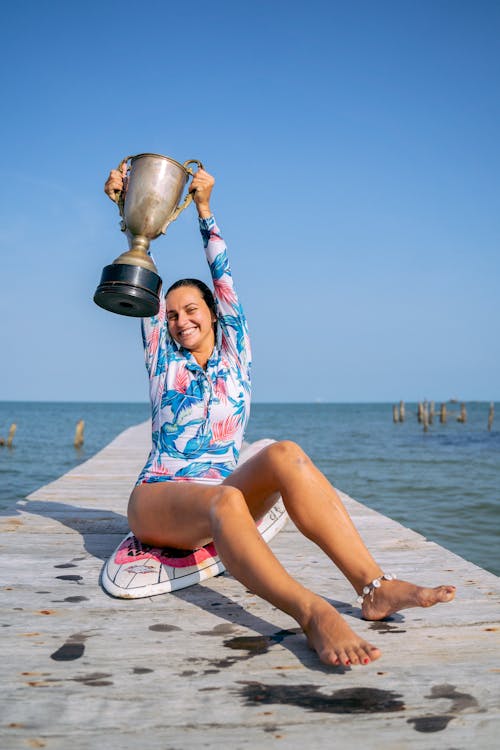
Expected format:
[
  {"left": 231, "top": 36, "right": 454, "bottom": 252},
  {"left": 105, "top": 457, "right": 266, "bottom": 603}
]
[{"left": 165, "top": 278, "right": 218, "bottom": 338}]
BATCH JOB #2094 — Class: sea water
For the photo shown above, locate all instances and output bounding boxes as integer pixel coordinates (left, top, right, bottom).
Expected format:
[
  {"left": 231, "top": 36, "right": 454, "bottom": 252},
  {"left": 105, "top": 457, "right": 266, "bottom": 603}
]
[{"left": 1, "top": 401, "right": 499, "bottom": 576}]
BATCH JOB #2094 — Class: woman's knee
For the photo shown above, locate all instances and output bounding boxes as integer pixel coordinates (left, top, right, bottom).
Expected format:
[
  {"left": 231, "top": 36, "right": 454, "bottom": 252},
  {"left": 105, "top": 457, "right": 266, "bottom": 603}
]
[
  {"left": 209, "top": 485, "right": 247, "bottom": 526},
  {"left": 265, "top": 440, "right": 310, "bottom": 469}
]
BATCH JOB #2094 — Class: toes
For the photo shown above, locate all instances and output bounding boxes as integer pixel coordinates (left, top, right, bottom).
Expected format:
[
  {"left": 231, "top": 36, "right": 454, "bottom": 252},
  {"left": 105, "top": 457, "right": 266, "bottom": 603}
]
[
  {"left": 320, "top": 643, "right": 381, "bottom": 668},
  {"left": 336, "top": 649, "right": 350, "bottom": 667},
  {"left": 438, "top": 585, "right": 456, "bottom": 602},
  {"left": 422, "top": 585, "right": 456, "bottom": 606},
  {"left": 363, "top": 644, "right": 381, "bottom": 662},
  {"left": 319, "top": 648, "right": 342, "bottom": 667},
  {"left": 346, "top": 649, "right": 360, "bottom": 666}
]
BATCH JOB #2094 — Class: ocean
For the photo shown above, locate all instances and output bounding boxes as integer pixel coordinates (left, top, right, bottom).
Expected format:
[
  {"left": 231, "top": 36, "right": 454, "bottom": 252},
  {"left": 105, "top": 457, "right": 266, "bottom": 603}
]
[{"left": 1, "top": 401, "right": 499, "bottom": 576}]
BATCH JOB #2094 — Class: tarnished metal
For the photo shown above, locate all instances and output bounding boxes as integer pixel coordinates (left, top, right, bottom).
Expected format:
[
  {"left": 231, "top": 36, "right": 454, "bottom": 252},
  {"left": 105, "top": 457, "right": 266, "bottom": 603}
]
[
  {"left": 116, "top": 153, "right": 203, "bottom": 258},
  {"left": 94, "top": 152, "right": 203, "bottom": 317}
]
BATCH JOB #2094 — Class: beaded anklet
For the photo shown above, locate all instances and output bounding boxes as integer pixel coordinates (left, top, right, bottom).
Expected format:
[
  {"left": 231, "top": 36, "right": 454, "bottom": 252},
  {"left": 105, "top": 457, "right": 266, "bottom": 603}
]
[{"left": 356, "top": 573, "right": 396, "bottom": 605}]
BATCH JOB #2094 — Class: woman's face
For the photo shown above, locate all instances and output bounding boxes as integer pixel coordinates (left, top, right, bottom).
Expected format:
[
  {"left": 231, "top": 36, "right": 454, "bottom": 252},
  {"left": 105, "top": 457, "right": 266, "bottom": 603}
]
[{"left": 165, "top": 285, "right": 216, "bottom": 353}]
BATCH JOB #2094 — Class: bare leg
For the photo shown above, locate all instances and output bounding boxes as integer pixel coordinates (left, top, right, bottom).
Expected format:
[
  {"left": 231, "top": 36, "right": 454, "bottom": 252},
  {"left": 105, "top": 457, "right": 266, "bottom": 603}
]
[
  {"left": 128, "top": 441, "right": 454, "bottom": 666},
  {"left": 225, "top": 441, "right": 456, "bottom": 621},
  {"left": 128, "top": 480, "right": 381, "bottom": 667}
]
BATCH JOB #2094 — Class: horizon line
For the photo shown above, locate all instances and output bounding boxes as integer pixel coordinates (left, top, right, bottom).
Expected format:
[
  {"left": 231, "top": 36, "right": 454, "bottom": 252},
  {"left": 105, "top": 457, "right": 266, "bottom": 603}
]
[{"left": 1, "top": 398, "right": 498, "bottom": 406}]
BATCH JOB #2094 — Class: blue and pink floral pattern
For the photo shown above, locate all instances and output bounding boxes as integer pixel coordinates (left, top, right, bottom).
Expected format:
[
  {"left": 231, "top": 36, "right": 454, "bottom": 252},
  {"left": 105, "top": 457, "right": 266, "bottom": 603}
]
[{"left": 136, "top": 216, "right": 251, "bottom": 485}]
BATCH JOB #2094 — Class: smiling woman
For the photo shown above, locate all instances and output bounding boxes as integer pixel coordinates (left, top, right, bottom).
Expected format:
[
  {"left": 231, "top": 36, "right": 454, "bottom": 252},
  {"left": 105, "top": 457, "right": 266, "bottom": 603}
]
[
  {"left": 165, "top": 279, "right": 218, "bottom": 367},
  {"left": 128, "top": 170, "right": 252, "bottom": 485},
  {"left": 102, "top": 164, "right": 455, "bottom": 670}
]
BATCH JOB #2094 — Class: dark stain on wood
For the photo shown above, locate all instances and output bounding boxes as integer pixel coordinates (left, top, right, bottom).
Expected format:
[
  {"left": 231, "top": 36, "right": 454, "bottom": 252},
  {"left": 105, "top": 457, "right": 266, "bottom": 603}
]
[
  {"left": 407, "top": 715, "right": 454, "bottom": 732},
  {"left": 72, "top": 673, "right": 113, "bottom": 687},
  {"left": 237, "top": 682, "right": 405, "bottom": 714},
  {"left": 407, "top": 683, "right": 478, "bottom": 732},
  {"left": 51, "top": 642, "right": 85, "bottom": 661},
  {"left": 149, "top": 623, "right": 182, "bottom": 632},
  {"left": 50, "top": 632, "right": 94, "bottom": 661},
  {"left": 369, "top": 621, "right": 407, "bottom": 634},
  {"left": 426, "top": 684, "right": 478, "bottom": 711},
  {"left": 224, "top": 628, "right": 300, "bottom": 657},
  {"left": 206, "top": 657, "right": 238, "bottom": 669},
  {"left": 197, "top": 623, "right": 237, "bottom": 636}
]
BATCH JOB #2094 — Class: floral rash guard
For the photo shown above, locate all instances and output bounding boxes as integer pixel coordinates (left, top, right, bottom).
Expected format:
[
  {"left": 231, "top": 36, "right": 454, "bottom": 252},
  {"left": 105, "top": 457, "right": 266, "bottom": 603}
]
[{"left": 136, "top": 216, "right": 251, "bottom": 485}]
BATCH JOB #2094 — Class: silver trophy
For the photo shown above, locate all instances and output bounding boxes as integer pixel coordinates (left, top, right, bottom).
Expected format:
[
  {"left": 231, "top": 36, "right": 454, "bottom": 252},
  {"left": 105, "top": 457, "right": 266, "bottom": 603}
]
[{"left": 94, "top": 153, "right": 203, "bottom": 317}]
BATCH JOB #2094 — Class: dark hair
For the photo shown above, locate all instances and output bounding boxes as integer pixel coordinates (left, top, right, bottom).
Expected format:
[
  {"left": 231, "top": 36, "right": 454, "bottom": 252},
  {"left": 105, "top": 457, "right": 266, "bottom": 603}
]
[{"left": 165, "top": 278, "right": 218, "bottom": 338}]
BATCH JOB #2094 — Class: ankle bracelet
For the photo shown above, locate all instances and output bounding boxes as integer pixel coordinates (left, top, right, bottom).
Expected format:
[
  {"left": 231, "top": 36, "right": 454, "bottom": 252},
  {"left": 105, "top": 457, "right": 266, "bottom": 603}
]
[{"left": 356, "top": 573, "right": 396, "bottom": 605}]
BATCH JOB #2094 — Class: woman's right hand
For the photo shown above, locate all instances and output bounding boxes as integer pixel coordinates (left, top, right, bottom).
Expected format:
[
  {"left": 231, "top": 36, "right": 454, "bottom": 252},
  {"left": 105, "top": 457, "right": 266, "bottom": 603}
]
[
  {"left": 104, "top": 162, "right": 127, "bottom": 203},
  {"left": 189, "top": 168, "right": 215, "bottom": 219}
]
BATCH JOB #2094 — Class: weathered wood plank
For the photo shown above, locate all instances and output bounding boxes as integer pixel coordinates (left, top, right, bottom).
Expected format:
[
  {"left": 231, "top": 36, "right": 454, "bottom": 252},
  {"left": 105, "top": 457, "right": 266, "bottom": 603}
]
[{"left": 1, "top": 421, "right": 499, "bottom": 749}]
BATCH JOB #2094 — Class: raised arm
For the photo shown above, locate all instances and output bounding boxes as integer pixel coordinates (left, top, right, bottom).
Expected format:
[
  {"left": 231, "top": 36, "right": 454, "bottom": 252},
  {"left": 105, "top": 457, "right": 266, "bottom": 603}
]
[
  {"left": 105, "top": 165, "right": 168, "bottom": 377},
  {"left": 200, "top": 217, "right": 251, "bottom": 376},
  {"left": 192, "top": 171, "right": 251, "bottom": 379}
]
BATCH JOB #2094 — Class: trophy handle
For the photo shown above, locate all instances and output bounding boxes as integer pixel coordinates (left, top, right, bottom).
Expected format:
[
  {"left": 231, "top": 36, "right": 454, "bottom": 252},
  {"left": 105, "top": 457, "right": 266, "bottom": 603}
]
[
  {"left": 183, "top": 159, "right": 204, "bottom": 176},
  {"left": 161, "top": 159, "right": 205, "bottom": 231},
  {"left": 112, "top": 155, "right": 134, "bottom": 217}
]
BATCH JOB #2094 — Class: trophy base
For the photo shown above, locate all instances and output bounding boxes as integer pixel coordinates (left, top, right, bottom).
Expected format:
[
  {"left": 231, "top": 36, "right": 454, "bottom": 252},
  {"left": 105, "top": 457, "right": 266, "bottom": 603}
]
[{"left": 94, "top": 264, "right": 162, "bottom": 317}]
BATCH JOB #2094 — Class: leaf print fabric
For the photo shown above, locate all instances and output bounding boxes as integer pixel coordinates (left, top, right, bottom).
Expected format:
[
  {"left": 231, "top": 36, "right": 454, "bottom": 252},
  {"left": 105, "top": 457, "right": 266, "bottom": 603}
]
[{"left": 137, "top": 216, "right": 252, "bottom": 485}]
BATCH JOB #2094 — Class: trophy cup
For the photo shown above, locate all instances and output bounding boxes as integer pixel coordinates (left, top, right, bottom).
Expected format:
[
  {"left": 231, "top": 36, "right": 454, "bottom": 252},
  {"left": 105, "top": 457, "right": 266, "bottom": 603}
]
[{"left": 94, "top": 153, "right": 203, "bottom": 317}]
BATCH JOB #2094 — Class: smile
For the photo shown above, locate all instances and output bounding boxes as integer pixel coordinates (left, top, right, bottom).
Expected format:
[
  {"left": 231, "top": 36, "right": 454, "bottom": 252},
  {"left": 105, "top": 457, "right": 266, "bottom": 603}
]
[{"left": 178, "top": 326, "right": 197, "bottom": 337}]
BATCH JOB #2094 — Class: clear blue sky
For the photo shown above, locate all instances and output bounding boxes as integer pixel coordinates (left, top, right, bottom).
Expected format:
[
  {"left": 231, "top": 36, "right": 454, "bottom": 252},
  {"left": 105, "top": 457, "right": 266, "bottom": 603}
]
[{"left": 1, "top": 0, "right": 498, "bottom": 402}]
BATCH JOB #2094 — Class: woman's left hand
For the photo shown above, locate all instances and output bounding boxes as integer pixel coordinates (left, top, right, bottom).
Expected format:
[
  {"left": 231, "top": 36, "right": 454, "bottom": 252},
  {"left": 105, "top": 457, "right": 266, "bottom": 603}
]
[{"left": 190, "top": 169, "right": 215, "bottom": 218}]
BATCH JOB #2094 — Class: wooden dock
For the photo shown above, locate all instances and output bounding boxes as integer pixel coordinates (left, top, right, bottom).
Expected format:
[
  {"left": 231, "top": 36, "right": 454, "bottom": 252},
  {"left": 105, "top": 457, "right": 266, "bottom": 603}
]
[{"left": 1, "top": 421, "right": 499, "bottom": 749}]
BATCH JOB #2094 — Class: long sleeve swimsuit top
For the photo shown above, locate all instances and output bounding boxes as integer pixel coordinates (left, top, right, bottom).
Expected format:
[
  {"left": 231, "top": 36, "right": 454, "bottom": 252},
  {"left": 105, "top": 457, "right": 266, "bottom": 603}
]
[{"left": 136, "top": 216, "right": 252, "bottom": 486}]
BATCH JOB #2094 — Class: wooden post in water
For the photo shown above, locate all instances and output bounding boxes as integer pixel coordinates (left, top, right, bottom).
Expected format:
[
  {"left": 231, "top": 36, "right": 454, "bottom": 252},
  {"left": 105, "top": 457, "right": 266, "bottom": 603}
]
[
  {"left": 440, "top": 403, "right": 447, "bottom": 423},
  {"left": 422, "top": 403, "right": 429, "bottom": 433},
  {"left": 7, "top": 424, "right": 16, "bottom": 448},
  {"left": 429, "top": 401, "right": 435, "bottom": 424},
  {"left": 392, "top": 404, "right": 399, "bottom": 423},
  {"left": 74, "top": 420, "right": 85, "bottom": 449},
  {"left": 457, "top": 403, "right": 467, "bottom": 424},
  {"left": 488, "top": 402, "right": 494, "bottom": 431},
  {"left": 399, "top": 400, "right": 405, "bottom": 422},
  {"left": 417, "top": 402, "right": 423, "bottom": 423}
]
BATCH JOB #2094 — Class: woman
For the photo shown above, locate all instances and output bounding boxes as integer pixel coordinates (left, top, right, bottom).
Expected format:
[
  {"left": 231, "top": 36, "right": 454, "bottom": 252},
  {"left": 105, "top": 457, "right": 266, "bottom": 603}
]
[{"left": 104, "top": 166, "right": 455, "bottom": 668}]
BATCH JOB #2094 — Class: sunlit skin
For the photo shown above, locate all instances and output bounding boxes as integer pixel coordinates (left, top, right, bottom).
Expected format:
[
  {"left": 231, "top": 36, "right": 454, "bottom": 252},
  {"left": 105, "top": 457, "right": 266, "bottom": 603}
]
[{"left": 105, "top": 166, "right": 456, "bottom": 668}]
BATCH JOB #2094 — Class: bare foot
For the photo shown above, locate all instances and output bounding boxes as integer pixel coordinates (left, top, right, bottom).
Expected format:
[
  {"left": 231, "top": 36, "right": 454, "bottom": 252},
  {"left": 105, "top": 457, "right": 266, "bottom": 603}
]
[
  {"left": 362, "top": 579, "right": 456, "bottom": 621},
  {"left": 302, "top": 598, "right": 381, "bottom": 667}
]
